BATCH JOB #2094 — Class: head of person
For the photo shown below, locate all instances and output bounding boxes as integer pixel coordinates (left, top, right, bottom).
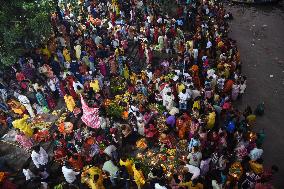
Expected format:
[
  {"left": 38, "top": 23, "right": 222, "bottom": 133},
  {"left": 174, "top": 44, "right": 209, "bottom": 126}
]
[
  {"left": 192, "top": 146, "right": 199, "bottom": 153},
  {"left": 256, "top": 143, "right": 262, "bottom": 149},
  {"left": 77, "top": 86, "right": 82, "bottom": 91},
  {"left": 192, "top": 179, "right": 199, "bottom": 186},
  {"left": 183, "top": 172, "right": 193, "bottom": 182},
  {"left": 33, "top": 145, "right": 41, "bottom": 153},
  {"left": 271, "top": 165, "right": 279, "bottom": 174},
  {"left": 93, "top": 174, "right": 100, "bottom": 182},
  {"left": 135, "top": 163, "right": 142, "bottom": 171},
  {"left": 172, "top": 173, "right": 180, "bottom": 184}
]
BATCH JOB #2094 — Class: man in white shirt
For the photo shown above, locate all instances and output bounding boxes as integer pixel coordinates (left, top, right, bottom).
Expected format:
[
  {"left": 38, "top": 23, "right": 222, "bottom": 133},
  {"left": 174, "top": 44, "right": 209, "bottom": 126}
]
[
  {"left": 94, "top": 35, "right": 102, "bottom": 46},
  {"left": 22, "top": 167, "right": 35, "bottom": 181},
  {"left": 193, "top": 48, "right": 198, "bottom": 64},
  {"left": 112, "top": 39, "right": 119, "bottom": 49},
  {"left": 178, "top": 89, "right": 190, "bottom": 110},
  {"left": 155, "top": 183, "right": 168, "bottom": 189},
  {"left": 31, "top": 146, "right": 49, "bottom": 169},
  {"left": 102, "top": 159, "right": 119, "bottom": 186},
  {"left": 239, "top": 80, "right": 247, "bottom": 95},
  {"left": 191, "top": 89, "right": 201, "bottom": 100},
  {"left": 187, "top": 146, "right": 202, "bottom": 167},
  {"left": 62, "top": 164, "right": 80, "bottom": 184},
  {"left": 217, "top": 76, "right": 225, "bottom": 92},
  {"left": 161, "top": 85, "right": 171, "bottom": 107},
  {"left": 184, "top": 164, "right": 200, "bottom": 180},
  {"left": 206, "top": 40, "right": 212, "bottom": 49},
  {"left": 103, "top": 144, "right": 117, "bottom": 157}
]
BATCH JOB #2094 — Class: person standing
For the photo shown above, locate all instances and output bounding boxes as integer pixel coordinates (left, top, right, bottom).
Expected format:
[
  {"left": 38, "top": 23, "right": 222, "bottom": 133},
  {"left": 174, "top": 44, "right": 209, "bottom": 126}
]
[
  {"left": 64, "top": 94, "right": 76, "bottom": 112},
  {"left": 22, "top": 164, "right": 36, "bottom": 182},
  {"left": 35, "top": 90, "right": 49, "bottom": 112},
  {"left": 249, "top": 144, "right": 264, "bottom": 161},
  {"left": 133, "top": 163, "right": 146, "bottom": 189},
  {"left": 31, "top": 146, "right": 49, "bottom": 169},
  {"left": 178, "top": 89, "right": 190, "bottom": 110},
  {"left": 102, "top": 158, "right": 119, "bottom": 187},
  {"left": 18, "top": 94, "right": 35, "bottom": 117},
  {"left": 62, "top": 163, "right": 80, "bottom": 184}
]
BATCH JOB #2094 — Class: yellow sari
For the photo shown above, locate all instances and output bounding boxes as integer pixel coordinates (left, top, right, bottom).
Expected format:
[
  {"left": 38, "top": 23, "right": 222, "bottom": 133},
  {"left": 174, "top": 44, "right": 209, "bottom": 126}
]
[
  {"left": 8, "top": 99, "right": 26, "bottom": 115},
  {"left": 81, "top": 166, "right": 105, "bottom": 189},
  {"left": 12, "top": 114, "right": 33, "bottom": 137}
]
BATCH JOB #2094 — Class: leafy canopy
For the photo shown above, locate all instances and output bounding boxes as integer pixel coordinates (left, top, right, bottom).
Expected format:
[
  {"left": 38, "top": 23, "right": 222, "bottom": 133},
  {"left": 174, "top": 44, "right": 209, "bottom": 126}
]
[{"left": 0, "top": 0, "right": 56, "bottom": 66}]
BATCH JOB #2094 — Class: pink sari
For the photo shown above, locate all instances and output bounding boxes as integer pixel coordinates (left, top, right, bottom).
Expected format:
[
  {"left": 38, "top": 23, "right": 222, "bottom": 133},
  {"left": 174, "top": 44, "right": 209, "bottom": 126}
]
[
  {"left": 15, "top": 133, "right": 33, "bottom": 149},
  {"left": 80, "top": 95, "right": 100, "bottom": 129}
]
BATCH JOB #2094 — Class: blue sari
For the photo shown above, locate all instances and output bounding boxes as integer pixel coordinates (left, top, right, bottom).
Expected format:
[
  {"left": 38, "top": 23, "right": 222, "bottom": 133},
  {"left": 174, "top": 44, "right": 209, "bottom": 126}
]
[{"left": 36, "top": 92, "right": 49, "bottom": 110}]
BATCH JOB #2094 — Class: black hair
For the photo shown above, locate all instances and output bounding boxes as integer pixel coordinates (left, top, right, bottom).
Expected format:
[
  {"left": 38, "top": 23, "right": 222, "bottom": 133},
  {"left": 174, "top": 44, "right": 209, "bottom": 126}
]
[
  {"left": 93, "top": 174, "right": 100, "bottom": 182},
  {"left": 271, "top": 165, "right": 279, "bottom": 173},
  {"left": 184, "top": 172, "right": 193, "bottom": 182},
  {"left": 135, "top": 163, "right": 142, "bottom": 170},
  {"left": 33, "top": 145, "right": 41, "bottom": 152},
  {"left": 173, "top": 174, "right": 180, "bottom": 184}
]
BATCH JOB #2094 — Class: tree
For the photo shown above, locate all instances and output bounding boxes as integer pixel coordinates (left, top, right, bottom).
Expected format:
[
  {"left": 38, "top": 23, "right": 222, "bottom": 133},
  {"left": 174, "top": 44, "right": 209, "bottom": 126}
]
[{"left": 0, "top": 0, "right": 56, "bottom": 67}]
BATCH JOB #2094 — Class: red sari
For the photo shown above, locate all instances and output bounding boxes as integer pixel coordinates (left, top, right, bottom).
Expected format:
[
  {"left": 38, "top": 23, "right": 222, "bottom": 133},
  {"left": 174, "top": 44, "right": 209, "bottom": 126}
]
[
  {"left": 16, "top": 72, "right": 28, "bottom": 89},
  {"left": 65, "top": 76, "right": 77, "bottom": 99},
  {"left": 153, "top": 27, "right": 159, "bottom": 44},
  {"left": 45, "top": 93, "right": 56, "bottom": 109},
  {"left": 223, "top": 79, "right": 234, "bottom": 94},
  {"left": 193, "top": 74, "right": 201, "bottom": 90},
  {"left": 54, "top": 147, "right": 67, "bottom": 164}
]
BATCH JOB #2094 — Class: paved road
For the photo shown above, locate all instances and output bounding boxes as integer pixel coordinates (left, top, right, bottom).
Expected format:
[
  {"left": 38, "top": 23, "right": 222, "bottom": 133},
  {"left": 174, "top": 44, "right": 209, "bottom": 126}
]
[{"left": 226, "top": 2, "right": 284, "bottom": 188}]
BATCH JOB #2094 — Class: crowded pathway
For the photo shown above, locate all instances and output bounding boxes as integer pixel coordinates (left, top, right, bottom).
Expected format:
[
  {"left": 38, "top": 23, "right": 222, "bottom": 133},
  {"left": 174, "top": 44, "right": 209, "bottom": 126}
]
[{"left": 0, "top": 0, "right": 278, "bottom": 188}]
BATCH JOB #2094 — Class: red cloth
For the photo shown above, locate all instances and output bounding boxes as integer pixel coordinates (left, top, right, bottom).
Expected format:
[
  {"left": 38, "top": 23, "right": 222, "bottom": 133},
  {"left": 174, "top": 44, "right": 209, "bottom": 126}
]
[
  {"left": 16, "top": 72, "right": 25, "bottom": 82},
  {"left": 46, "top": 93, "right": 56, "bottom": 109},
  {"left": 54, "top": 147, "right": 67, "bottom": 164},
  {"left": 33, "top": 130, "right": 50, "bottom": 142},
  {"left": 69, "top": 155, "right": 83, "bottom": 171},
  {"left": 223, "top": 79, "right": 234, "bottom": 93},
  {"left": 145, "top": 124, "right": 158, "bottom": 138}
]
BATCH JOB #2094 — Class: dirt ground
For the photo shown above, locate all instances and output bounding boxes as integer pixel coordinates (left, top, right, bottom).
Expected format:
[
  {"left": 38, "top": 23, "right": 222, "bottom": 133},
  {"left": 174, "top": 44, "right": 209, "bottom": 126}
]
[{"left": 226, "top": 1, "right": 284, "bottom": 188}]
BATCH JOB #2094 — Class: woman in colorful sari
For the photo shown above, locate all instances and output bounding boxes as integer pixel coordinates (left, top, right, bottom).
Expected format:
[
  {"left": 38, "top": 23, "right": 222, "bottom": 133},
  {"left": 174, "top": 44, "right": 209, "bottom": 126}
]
[
  {"left": 7, "top": 99, "right": 26, "bottom": 116},
  {"left": 80, "top": 94, "right": 100, "bottom": 129},
  {"left": 12, "top": 114, "right": 33, "bottom": 137},
  {"left": 65, "top": 75, "right": 78, "bottom": 99},
  {"left": 133, "top": 163, "right": 146, "bottom": 189},
  {"left": 176, "top": 114, "right": 191, "bottom": 139},
  {"left": 58, "top": 80, "right": 67, "bottom": 97},
  {"left": 15, "top": 129, "right": 33, "bottom": 149},
  {"left": 22, "top": 60, "right": 35, "bottom": 80},
  {"left": 64, "top": 94, "right": 76, "bottom": 112},
  {"left": 16, "top": 71, "right": 29, "bottom": 90},
  {"left": 44, "top": 90, "right": 56, "bottom": 109},
  {"left": 81, "top": 166, "right": 105, "bottom": 189},
  {"left": 98, "top": 59, "right": 107, "bottom": 77},
  {"left": 35, "top": 90, "right": 49, "bottom": 113}
]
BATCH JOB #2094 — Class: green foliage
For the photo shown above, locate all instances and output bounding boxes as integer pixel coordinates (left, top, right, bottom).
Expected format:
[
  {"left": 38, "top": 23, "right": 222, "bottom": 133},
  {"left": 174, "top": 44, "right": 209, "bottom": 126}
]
[
  {"left": 0, "top": 0, "right": 56, "bottom": 66},
  {"left": 110, "top": 77, "right": 127, "bottom": 95},
  {"left": 105, "top": 103, "right": 124, "bottom": 120}
]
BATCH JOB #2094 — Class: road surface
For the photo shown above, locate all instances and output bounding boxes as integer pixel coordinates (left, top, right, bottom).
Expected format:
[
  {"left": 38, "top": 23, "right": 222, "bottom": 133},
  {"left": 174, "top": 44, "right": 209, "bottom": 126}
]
[{"left": 226, "top": 2, "right": 284, "bottom": 188}]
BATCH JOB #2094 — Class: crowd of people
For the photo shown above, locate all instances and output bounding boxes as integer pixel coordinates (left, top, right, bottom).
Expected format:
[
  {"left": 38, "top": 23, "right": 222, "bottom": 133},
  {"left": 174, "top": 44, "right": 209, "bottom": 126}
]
[{"left": 0, "top": 0, "right": 278, "bottom": 188}]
